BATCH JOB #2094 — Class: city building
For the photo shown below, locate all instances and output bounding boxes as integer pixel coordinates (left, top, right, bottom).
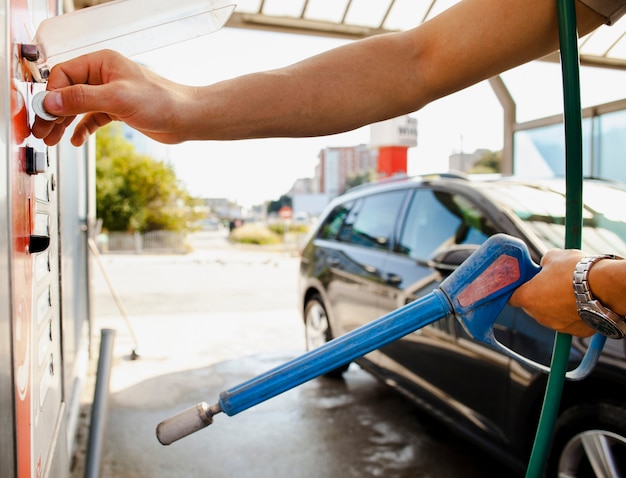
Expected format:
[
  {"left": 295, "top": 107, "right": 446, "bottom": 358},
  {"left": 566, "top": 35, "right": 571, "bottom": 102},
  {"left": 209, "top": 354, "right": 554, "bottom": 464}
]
[{"left": 316, "top": 144, "right": 379, "bottom": 197}]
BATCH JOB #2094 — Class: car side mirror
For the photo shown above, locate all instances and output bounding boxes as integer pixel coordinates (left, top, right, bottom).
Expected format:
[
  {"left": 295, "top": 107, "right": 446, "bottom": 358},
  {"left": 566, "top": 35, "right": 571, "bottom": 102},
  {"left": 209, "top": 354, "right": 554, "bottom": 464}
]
[{"left": 428, "top": 244, "right": 480, "bottom": 275}]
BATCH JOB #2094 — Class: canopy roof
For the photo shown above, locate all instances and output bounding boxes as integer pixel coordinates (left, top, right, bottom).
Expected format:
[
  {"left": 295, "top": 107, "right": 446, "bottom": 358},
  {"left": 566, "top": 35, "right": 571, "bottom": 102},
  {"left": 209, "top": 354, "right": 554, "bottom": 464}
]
[
  {"left": 72, "top": 0, "right": 626, "bottom": 70},
  {"left": 227, "top": 0, "right": 626, "bottom": 70}
]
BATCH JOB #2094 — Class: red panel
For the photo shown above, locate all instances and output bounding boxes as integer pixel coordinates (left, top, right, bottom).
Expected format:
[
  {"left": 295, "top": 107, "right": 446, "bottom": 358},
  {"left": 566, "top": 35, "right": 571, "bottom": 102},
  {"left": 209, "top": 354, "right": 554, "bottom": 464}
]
[
  {"left": 377, "top": 146, "right": 408, "bottom": 178},
  {"left": 10, "top": 0, "right": 56, "bottom": 475}
]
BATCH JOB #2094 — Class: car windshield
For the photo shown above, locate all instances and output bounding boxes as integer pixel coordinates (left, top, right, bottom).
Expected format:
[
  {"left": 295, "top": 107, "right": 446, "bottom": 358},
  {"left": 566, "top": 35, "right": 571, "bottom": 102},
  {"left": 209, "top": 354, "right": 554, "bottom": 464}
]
[{"left": 481, "top": 180, "right": 626, "bottom": 256}]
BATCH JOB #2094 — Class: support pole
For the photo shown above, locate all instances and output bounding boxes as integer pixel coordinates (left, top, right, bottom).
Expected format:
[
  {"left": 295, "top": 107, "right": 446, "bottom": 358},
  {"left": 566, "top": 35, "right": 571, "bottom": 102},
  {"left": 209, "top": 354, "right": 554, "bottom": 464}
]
[{"left": 84, "top": 328, "right": 116, "bottom": 478}]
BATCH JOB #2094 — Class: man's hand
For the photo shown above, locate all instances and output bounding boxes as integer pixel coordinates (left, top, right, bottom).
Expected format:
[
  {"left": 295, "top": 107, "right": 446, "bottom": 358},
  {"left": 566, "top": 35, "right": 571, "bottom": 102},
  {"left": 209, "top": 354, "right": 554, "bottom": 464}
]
[
  {"left": 510, "top": 249, "right": 595, "bottom": 337},
  {"left": 31, "top": 50, "right": 194, "bottom": 146}
]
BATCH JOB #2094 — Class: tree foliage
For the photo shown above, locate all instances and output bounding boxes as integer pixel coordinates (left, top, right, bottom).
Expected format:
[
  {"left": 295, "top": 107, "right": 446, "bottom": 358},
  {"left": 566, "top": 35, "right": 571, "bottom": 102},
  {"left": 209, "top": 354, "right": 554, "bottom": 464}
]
[
  {"left": 267, "top": 194, "right": 292, "bottom": 215},
  {"left": 343, "top": 169, "right": 377, "bottom": 193},
  {"left": 470, "top": 150, "right": 502, "bottom": 174},
  {"left": 96, "top": 124, "right": 203, "bottom": 232}
]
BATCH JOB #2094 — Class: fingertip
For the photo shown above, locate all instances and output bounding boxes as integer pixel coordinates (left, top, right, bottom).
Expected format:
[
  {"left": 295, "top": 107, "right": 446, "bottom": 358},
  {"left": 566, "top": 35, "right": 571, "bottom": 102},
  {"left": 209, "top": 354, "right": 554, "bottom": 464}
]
[{"left": 70, "top": 132, "right": 87, "bottom": 147}]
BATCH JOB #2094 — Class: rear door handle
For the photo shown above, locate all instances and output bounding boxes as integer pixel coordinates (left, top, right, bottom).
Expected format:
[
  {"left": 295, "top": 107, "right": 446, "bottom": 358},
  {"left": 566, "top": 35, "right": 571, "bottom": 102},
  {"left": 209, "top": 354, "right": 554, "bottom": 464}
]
[
  {"left": 327, "top": 258, "right": 340, "bottom": 267},
  {"left": 364, "top": 264, "right": 379, "bottom": 275}
]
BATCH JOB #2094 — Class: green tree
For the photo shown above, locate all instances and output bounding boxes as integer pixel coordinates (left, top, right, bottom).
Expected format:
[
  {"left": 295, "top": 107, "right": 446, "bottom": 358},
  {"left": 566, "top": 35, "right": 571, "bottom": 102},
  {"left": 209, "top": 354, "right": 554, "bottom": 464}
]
[
  {"left": 96, "top": 124, "right": 203, "bottom": 232},
  {"left": 470, "top": 150, "right": 502, "bottom": 174},
  {"left": 343, "top": 169, "right": 377, "bottom": 193},
  {"left": 267, "top": 194, "right": 292, "bottom": 215}
]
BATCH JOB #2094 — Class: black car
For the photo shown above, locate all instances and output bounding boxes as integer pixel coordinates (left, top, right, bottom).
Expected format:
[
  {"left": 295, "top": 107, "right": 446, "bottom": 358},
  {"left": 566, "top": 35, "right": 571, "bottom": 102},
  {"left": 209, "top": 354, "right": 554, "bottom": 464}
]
[{"left": 298, "top": 174, "right": 626, "bottom": 476}]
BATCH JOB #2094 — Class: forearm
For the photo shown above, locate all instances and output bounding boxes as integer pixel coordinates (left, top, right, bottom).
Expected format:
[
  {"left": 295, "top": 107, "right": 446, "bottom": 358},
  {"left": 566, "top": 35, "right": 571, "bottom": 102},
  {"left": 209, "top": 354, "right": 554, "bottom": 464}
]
[{"left": 184, "top": 33, "right": 423, "bottom": 141}]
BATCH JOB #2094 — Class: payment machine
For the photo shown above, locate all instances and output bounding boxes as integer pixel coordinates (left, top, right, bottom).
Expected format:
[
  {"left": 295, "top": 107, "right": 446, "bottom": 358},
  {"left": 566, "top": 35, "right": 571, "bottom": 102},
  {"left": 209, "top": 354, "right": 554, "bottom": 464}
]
[
  {"left": 1, "top": 0, "right": 233, "bottom": 475},
  {"left": 1, "top": 1, "right": 92, "bottom": 476}
]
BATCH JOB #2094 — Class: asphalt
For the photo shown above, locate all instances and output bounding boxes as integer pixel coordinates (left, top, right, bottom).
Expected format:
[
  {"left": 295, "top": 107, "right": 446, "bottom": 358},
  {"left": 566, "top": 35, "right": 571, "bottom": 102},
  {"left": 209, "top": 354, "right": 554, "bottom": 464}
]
[{"left": 70, "top": 231, "right": 513, "bottom": 478}]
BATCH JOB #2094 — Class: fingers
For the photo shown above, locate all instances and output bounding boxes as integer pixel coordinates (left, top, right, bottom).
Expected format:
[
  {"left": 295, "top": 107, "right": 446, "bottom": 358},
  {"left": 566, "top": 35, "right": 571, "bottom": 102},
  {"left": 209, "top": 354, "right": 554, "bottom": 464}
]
[
  {"left": 71, "top": 113, "right": 114, "bottom": 146},
  {"left": 43, "top": 50, "right": 143, "bottom": 118},
  {"left": 46, "top": 49, "right": 125, "bottom": 89},
  {"left": 32, "top": 106, "right": 114, "bottom": 146},
  {"left": 31, "top": 79, "right": 122, "bottom": 145},
  {"left": 32, "top": 115, "right": 76, "bottom": 145},
  {"left": 30, "top": 50, "right": 138, "bottom": 145}
]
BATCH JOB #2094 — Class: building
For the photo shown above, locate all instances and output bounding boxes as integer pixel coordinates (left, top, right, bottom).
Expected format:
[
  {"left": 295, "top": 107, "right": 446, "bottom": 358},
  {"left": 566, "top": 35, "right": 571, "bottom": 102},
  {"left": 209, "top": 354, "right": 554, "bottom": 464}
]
[
  {"left": 316, "top": 144, "right": 379, "bottom": 197},
  {"left": 288, "top": 177, "right": 319, "bottom": 195}
]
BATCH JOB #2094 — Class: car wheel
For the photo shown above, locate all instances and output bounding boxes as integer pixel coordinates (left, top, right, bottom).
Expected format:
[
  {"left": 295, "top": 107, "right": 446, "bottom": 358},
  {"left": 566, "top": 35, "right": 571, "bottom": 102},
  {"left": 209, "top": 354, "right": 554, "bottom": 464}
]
[
  {"left": 548, "top": 401, "right": 626, "bottom": 477},
  {"left": 304, "top": 294, "right": 349, "bottom": 378}
]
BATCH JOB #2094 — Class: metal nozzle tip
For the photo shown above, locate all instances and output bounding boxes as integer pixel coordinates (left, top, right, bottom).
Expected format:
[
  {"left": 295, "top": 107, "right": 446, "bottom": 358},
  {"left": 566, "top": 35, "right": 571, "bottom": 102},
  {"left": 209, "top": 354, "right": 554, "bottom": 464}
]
[{"left": 156, "top": 402, "right": 221, "bottom": 445}]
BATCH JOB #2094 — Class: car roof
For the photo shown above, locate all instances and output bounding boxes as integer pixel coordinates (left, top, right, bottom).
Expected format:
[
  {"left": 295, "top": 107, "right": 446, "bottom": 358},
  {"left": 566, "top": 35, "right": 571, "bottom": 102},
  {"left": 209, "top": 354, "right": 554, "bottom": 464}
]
[{"left": 338, "top": 173, "right": 624, "bottom": 203}]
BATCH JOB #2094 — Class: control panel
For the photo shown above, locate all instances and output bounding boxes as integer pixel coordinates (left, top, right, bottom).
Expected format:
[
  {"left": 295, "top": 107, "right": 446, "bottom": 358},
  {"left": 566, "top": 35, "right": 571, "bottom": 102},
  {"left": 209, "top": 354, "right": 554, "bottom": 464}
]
[{"left": 2, "top": 1, "right": 88, "bottom": 476}]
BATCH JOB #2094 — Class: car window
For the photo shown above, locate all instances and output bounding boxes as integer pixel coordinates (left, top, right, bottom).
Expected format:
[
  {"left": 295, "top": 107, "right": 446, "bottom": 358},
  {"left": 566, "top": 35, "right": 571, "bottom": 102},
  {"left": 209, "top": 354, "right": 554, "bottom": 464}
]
[
  {"left": 337, "top": 198, "right": 362, "bottom": 243},
  {"left": 317, "top": 201, "right": 353, "bottom": 240},
  {"left": 482, "top": 181, "right": 626, "bottom": 256},
  {"left": 397, "top": 188, "right": 495, "bottom": 261},
  {"left": 337, "top": 191, "right": 406, "bottom": 250}
]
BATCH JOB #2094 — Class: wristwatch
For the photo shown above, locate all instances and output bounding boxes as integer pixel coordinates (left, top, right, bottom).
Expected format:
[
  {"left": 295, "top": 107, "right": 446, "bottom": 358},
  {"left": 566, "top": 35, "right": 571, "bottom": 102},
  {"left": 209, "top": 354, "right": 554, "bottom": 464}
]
[{"left": 573, "top": 255, "right": 626, "bottom": 339}]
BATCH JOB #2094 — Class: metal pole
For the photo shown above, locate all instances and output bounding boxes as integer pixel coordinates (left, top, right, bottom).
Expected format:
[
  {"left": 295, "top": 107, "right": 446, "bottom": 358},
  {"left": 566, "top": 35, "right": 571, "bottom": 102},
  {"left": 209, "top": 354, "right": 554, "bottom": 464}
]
[
  {"left": 88, "top": 238, "right": 139, "bottom": 359},
  {"left": 84, "top": 328, "right": 116, "bottom": 478}
]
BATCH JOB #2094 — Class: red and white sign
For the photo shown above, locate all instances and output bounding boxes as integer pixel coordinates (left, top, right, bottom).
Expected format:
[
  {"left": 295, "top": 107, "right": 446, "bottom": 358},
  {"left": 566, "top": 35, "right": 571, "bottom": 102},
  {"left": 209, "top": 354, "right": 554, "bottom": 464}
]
[
  {"left": 278, "top": 206, "right": 293, "bottom": 219},
  {"left": 370, "top": 115, "right": 418, "bottom": 148}
]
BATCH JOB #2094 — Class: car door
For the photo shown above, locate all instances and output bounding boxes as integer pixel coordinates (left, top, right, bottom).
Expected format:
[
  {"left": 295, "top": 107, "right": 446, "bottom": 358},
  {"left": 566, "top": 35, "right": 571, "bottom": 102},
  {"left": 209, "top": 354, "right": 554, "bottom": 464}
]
[
  {"left": 376, "top": 186, "right": 514, "bottom": 440},
  {"left": 322, "top": 189, "right": 408, "bottom": 336}
]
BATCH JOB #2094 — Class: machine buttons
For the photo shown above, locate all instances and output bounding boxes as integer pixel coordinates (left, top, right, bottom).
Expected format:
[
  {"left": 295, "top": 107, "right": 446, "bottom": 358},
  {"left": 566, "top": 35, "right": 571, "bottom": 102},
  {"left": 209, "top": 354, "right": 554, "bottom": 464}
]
[
  {"left": 25, "top": 146, "right": 47, "bottom": 174},
  {"left": 29, "top": 234, "right": 50, "bottom": 254},
  {"left": 20, "top": 43, "right": 40, "bottom": 62}
]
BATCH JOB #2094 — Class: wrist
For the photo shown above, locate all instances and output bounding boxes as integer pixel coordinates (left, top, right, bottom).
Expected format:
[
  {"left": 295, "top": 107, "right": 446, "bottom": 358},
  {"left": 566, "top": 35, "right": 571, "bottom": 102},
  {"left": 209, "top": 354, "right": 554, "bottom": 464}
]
[
  {"left": 588, "top": 258, "right": 626, "bottom": 316},
  {"left": 574, "top": 255, "right": 626, "bottom": 339}
]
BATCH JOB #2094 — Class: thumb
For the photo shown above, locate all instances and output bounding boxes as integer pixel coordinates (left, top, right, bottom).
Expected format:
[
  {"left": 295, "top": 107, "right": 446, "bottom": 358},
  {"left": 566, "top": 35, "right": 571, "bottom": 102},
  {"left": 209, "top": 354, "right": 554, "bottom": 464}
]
[
  {"left": 42, "top": 90, "right": 65, "bottom": 115},
  {"left": 44, "top": 84, "right": 114, "bottom": 117}
]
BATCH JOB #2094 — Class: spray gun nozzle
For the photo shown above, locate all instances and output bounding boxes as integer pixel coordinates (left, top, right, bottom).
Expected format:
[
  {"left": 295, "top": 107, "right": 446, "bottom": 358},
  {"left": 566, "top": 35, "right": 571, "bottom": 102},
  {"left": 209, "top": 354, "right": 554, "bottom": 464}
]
[{"left": 156, "top": 402, "right": 222, "bottom": 445}]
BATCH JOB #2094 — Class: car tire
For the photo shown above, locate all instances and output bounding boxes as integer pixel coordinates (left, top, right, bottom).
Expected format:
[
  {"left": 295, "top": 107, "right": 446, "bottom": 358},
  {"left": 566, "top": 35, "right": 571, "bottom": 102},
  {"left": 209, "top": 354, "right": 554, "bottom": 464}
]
[
  {"left": 304, "top": 294, "right": 349, "bottom": 378},
  {"left": 547, "top": 401, "right": 626, "bottom": 477}
]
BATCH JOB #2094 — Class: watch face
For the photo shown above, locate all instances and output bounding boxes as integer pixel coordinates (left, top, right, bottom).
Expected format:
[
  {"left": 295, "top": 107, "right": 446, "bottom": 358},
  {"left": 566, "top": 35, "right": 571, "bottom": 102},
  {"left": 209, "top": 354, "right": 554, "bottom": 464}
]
[{"left": 579, "top": 309, "right": 625, "bottom": 339}]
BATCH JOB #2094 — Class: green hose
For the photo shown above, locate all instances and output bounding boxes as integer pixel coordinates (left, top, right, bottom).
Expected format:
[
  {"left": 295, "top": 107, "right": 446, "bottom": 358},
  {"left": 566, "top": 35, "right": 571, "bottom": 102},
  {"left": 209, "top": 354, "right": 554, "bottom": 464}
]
[{"left": 525, "top": 0, "right": 583, "bottom": 476}]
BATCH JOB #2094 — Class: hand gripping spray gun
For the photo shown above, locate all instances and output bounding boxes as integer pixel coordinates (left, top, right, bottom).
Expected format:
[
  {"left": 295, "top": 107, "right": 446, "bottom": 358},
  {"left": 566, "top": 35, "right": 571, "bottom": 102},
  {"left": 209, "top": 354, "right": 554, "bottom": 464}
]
[{"left": 156, "top": 234, "right": 606, "bottom": 445}]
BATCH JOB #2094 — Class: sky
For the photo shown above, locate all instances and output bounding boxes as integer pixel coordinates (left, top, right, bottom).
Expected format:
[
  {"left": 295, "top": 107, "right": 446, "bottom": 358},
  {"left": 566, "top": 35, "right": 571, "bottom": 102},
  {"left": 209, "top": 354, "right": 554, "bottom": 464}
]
[{"left": 134, "top": 24, "right": 626, "bottom": 208}]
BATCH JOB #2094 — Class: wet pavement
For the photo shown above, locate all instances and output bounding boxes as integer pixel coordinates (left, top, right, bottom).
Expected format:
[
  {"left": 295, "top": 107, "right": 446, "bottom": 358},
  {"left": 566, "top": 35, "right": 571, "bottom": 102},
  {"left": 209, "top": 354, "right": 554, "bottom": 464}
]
[{"left": 71, "top": 231, "right": 514, "bottom": 477}]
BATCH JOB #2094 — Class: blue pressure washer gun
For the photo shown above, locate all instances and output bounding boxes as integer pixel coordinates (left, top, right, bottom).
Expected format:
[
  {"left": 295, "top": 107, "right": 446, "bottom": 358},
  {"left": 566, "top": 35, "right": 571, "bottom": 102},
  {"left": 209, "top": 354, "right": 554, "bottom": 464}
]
[{"left": 156, "top": 234, "right": 606, "bottom": 445}]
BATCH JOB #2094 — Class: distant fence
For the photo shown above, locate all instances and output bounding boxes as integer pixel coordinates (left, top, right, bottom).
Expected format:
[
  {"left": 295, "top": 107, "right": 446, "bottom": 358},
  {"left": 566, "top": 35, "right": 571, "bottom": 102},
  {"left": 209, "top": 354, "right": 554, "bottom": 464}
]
[{"left": 100, "top": 231, "right": 187, "bottom": 254}]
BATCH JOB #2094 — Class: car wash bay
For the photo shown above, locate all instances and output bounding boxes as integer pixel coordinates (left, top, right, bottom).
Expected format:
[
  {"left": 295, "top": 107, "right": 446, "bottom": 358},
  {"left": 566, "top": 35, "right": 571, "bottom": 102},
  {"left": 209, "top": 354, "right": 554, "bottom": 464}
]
[{"left": 70, "top": 230, "right": 513, "bottom": 478}]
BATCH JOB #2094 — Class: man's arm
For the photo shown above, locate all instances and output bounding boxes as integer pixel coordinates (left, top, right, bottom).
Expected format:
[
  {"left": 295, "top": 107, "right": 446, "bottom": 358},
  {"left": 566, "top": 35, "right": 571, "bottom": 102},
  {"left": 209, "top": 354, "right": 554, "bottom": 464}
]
[{"left": 32, "top": 0, "right": 605, "bottom": 146}]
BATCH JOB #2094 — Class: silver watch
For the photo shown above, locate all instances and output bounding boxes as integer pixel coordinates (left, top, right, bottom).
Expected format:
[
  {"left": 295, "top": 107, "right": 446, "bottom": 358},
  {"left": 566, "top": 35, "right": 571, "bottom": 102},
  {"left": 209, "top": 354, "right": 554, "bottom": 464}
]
[{"left": 573, "top": 255, "right": 626, "bottom": 339}]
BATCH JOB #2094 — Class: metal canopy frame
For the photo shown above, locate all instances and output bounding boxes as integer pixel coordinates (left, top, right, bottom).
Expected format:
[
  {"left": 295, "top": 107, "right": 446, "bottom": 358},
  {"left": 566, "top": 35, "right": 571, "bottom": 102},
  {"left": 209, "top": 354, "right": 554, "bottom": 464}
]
[
  {"left": 227, "top": 0, "right": 626, "bottom": 173},
  {"left": 228, "top": 0, "right": 626, "bottom": 70}
]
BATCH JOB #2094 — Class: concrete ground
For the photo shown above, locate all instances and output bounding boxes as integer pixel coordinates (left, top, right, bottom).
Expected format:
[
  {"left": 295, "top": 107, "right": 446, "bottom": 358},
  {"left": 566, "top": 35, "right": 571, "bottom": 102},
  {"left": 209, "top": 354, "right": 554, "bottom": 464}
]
[{"left": 71, "top": 231, "right": 513, "bottom": 478}]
